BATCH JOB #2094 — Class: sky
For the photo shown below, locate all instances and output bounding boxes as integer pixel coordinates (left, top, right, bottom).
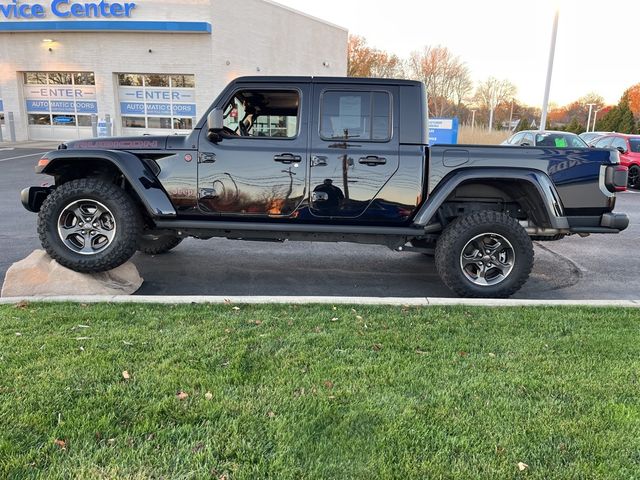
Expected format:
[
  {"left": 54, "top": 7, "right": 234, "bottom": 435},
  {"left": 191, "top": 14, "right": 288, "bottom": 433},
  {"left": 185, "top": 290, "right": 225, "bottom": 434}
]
[{"left": 276, "top": 0, "right": 637, "bottom": 107}]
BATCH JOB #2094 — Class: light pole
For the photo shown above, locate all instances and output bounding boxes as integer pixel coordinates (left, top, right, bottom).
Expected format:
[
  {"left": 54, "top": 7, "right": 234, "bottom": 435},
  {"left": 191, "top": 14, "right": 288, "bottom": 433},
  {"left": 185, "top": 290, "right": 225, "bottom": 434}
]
[
  {"left": 540, "top": 7, "right": 560, "bottom": 131},
  {"left": 586, "top": 103, "right": 596, "bottom": 133},
  {"left": 470, "top": 109, "right": 477, "bottom": 130},
  {"left": 593, "top": 109, "right": 600, "bottom": 132}
]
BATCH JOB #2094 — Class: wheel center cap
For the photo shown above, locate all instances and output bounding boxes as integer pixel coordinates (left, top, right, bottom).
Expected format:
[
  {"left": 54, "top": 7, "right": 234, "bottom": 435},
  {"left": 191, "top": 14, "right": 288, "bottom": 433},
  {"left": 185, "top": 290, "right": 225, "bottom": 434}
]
[{"left": 483, "top": 255, "right": 491, "bottom": 262}]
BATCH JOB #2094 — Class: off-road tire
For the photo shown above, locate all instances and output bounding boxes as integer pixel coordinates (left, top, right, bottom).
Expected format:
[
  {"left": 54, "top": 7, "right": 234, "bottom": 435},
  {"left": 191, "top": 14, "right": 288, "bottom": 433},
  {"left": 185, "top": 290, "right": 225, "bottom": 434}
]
[
  {"left": 38, "top": 178, "right": 142, "bottom": 273},
  {"left": 435, "top": 211, "right": 534, "bottom": 298},
  {"left": 138, "top": 234, "right": 183, "bottom": 255}
]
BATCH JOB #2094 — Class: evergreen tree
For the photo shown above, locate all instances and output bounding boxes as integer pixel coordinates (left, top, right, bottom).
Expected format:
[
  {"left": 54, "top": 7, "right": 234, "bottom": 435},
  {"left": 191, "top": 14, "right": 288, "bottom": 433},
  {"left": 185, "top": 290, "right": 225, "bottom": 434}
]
[
  {"left": 565, "top": 117, "right": 585, "bottom": 134},
  {"left": 515, "top": 117, "right": 529, "bottom": 132}
]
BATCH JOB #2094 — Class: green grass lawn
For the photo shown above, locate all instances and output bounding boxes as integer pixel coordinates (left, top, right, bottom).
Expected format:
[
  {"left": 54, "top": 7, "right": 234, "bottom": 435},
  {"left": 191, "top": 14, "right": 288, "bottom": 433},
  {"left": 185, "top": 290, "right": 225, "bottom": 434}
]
[{"left": 1, "top": 303, "right": 639, "bottom": 479}]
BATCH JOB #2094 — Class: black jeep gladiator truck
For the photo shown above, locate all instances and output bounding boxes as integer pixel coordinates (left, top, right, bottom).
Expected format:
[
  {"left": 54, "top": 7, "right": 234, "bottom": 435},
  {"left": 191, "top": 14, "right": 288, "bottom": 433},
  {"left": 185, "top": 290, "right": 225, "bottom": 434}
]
[{"left": 21, "top": 76, "right": 630, "bottom": 298}]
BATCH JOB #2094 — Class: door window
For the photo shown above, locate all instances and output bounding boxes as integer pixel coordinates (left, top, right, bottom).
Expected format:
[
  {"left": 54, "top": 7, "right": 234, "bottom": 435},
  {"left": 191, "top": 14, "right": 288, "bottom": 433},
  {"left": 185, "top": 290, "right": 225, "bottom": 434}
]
[
  {"left": 610, "top": 137, "right": 627, "bottom": 152},
  {"left": 319, "top": 91, "right": 391, "bottom": 141},
  {"left": 508, "top": 132, "right": 525, "bottom": 145},
  {"left": 222, "top": 90, "right": 299, "bottom": 138},
  {"left": 594, "top": 136, "right": 613, "bottom": 148}
]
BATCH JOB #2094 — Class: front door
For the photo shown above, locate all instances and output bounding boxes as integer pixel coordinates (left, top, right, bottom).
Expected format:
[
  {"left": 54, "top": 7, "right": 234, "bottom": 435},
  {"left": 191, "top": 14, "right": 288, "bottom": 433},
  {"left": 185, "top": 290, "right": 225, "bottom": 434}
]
[
  {"left": 309, "top": 85, "right": 399, "bottom": 219},
  {"left": 197, "top": 85, "right": 309, "bottom": 217}
]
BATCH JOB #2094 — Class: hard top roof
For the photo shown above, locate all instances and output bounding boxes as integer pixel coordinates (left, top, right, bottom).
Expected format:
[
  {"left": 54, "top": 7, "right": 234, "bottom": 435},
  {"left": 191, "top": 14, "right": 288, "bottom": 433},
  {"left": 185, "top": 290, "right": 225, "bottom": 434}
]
[{"left": 232, "top": 76, "right": 423, "bottom": 87}]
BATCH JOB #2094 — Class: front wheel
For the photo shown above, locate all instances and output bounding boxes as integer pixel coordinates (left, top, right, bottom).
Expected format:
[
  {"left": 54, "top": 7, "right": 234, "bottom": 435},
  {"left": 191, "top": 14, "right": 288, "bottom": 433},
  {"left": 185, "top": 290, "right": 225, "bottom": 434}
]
[
  {"left": 628, "top": 165, "right": 640, "bottom": 190},
  {"left": 435, "top": 211, "right": 534, "bottom": 298},
  {"left": 37, "top": 178, "right": 142, "bottom": 273}
]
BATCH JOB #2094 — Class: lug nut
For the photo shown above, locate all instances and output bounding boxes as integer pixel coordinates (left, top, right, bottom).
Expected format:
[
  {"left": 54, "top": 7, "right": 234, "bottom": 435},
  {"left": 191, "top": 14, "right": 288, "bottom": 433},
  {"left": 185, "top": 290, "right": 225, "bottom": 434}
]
[{"left": 90, "top": 231, "right": 96, "bottom": 236}]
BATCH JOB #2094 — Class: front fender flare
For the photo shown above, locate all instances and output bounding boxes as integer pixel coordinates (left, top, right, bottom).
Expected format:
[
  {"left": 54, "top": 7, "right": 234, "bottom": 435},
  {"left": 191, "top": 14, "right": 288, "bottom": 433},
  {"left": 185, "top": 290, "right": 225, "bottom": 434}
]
[
  {"left": 412, "top": 167, "right": 569, "bottom": 229},
  {"left": 38, "top": 149, "right": 176, "bottom": 218}
]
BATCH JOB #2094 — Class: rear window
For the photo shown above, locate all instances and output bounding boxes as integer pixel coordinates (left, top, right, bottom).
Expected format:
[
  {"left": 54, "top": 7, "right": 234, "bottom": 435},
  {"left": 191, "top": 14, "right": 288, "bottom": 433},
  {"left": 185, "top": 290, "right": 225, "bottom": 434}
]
[{"left": 630, "top": 139, "right": 640, "bottom": 153}]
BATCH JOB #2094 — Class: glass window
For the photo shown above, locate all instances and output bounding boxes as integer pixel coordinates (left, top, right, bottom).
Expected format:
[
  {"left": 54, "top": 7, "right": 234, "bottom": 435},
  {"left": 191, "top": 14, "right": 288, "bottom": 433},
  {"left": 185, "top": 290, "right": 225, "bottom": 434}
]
[
  {"left": 24, "top": 72, "right": 48, "bottom": 84},
  {"left": 320, "top": 91, "right": 391, "bottom": 141},
  {"left": 122, "top": 116, "right": 146, "bottom": 128},
  {"left": 77, "top": 115, "right": 93, "bottom": 127},
  {"left": 594, "top": 136, "right": 613, "bottom": 148},
  {"left": 523, "top": 133, "right": 535, "bottom": 145},
  {"left": 147, "top": 117, "right": 172, "bottom": 129},
  {"left": 222, "top": 90, "right": 299, "bottom": 138},
  {"left": 509, "top": 132, "right": 525, "bottom": 145},
  {"left": 73, "top": 72, "right": 95, "bottom": 85},
  {"left": 28, "top": 114, "right": 51, "bottom": 125},
  {"left": 52, "top": 114, "right": 76, "bottom": 126},
  {"left": 48, "top": 73, "right": 73, "bottom": 85},
  {"left": 171, "top": 75, "right": 195, "bottom": 88},
  {"left": 118, "top": 74, "right": 143, "bottom": 86},
  {"left": 535, "top": 133, "right": 587, "bottom": 148},
  {"left": 173, "top": 117, "right": 193, "bottom": 130},
  {"left": 144, "top": 74, "right": 169, "bottom": 87},
  {"left": 629, "top": 139, "right": 640, "bottom": 153},
  {"left": 611, "top": 137, "right": 627, "bottom": 152}
]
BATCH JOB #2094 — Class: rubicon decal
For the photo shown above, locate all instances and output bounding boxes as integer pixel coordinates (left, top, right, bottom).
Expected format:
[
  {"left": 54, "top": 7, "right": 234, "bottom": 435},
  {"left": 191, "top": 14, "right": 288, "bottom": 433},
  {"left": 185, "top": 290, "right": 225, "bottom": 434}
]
[{"left": 0, "top": 0, "right": 136, "bottom": 19}]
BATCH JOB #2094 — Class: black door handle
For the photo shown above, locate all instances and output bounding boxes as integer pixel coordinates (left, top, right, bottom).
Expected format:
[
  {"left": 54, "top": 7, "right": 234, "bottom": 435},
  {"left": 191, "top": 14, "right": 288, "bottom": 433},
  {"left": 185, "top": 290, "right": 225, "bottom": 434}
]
[
  {"left": 359, "top": 155, "right": 387, "bottom": 166},
  {"left": 274, "top": 153, "right": 302, "bottom": 164},
  {"left": 198, "top": 152, "right": 216, "bottom": 163}
]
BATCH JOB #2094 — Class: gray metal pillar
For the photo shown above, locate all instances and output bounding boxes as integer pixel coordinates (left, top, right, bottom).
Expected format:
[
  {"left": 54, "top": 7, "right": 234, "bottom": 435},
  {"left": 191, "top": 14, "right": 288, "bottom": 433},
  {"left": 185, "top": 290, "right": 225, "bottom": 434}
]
[
  {"left": 105, "top": 114, "right": 112, "bottom": 137},
  {"left": 91, "top": 114, "right": 98, "bottom": 137},
  {"left": 7, "top": 112, "right": 16, "bottom": 142},
  {"left": 0, "top": 115, "right": 4, "bottom": 142}
]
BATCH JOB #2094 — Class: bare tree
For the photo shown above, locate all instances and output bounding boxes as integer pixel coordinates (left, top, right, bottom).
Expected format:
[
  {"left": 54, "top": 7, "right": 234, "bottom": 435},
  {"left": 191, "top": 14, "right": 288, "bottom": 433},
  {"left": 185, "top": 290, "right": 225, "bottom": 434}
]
[
  {"left": 474, "top": 77, "right": 517, "bottom": 131},
  {"left": 347, "top": 35, "right": 404, "bottom": 79},
  {"left": 407, "top": 46, "right": 473, "bottom": 117}
]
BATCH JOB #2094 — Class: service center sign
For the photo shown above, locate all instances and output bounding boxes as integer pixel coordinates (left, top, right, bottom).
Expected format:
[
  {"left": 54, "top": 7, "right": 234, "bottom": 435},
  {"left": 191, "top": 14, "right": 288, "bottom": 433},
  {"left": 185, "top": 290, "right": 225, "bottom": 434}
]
[{"left": 0, "top": 0, "right": 137, "bottom": 19}]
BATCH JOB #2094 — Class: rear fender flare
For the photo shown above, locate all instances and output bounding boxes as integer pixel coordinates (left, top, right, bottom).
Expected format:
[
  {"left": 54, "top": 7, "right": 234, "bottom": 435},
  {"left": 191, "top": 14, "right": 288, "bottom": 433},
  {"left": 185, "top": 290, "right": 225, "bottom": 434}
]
[
  {"left": 38, "top": 149, "right": 176, "bottom": 217},
  {"left": 412, "top": 168, "right": 569, "bottom": 229}
]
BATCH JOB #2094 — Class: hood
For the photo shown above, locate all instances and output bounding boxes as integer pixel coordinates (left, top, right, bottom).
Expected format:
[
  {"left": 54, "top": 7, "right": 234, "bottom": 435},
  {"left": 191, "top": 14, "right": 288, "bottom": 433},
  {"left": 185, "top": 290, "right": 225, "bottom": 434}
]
[{"left": 61, "top": 135, "right": 170, "bottom": 151}]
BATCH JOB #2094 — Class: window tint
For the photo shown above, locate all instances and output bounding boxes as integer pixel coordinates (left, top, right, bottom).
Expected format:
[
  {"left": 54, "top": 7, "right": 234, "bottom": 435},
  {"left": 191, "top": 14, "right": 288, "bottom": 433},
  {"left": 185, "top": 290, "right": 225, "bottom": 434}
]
[
  {"left": 509, "top": 132, "right": 525, "bottom": 144},
  {"left": 222, "top": 90, "right": 299, "bottom": 139},
  {"left": 629, "top": 139, "right": 640, "bottom": 153},
  {"left": 535, "top": 133, "right": 587, "bottom": 148},
  {"left": 523, "top": 133, "right": 535, "bottom": 145},
  {"left": 594, "top": 136, "right": 613, "bottom": 148},
  {"left": 610, "top": 137, "right": 627, "bottom": 152},
  {"left": 320, "top": 90, "right": 391, "bottom": 141}
]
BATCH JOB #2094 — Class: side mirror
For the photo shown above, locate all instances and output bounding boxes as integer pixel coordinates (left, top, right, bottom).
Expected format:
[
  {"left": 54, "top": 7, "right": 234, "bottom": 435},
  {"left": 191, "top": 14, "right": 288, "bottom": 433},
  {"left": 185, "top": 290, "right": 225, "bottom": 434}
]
[
  {"left": 207, "top": 108, "right": 224, "bottom": 142},
  {"left": 616, "top": 146, "right": 627, "bottom": 154}
]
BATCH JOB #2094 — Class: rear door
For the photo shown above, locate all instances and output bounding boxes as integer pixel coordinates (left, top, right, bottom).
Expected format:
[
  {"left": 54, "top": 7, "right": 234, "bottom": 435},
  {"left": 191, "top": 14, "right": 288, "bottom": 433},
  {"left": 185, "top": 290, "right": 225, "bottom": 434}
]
[{"left": 309, "top": 84, "right": 399, "bottom": 219}]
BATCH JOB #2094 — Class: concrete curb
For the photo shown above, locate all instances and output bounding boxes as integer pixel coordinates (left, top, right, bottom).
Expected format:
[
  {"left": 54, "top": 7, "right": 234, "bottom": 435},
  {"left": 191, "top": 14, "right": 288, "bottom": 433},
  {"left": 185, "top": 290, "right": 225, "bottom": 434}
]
[{"left": 0, "top": 295, "right": 639, "bottom": 307}]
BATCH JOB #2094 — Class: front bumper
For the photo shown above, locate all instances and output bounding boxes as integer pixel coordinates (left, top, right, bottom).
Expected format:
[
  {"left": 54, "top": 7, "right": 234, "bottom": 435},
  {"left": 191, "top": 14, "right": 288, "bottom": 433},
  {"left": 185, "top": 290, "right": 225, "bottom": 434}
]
[{"left": 21, "top": 186, "right": 53, "bottom": 213}]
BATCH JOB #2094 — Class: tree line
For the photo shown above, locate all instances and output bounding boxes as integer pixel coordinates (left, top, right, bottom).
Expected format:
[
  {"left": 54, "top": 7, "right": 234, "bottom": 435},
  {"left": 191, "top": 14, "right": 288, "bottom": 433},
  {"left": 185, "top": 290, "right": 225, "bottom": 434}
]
[{"left": 348, "top": 35, "right": 640, "bottom": 134}]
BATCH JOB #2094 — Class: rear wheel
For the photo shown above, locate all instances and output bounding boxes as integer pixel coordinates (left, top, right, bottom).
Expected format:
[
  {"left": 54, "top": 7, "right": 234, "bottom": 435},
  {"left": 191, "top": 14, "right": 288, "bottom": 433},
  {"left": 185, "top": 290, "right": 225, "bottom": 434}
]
[
  {"left": 435, "top": 211, "right": 534, "bottom": 298},
  {"left": 38, "top": 178, "right": 142, "bottom": 273},
  {"left": 138, "top": 234, "right": 183, "bottom": 255},
  {"left": 628, "top": 165, "right": 640, "bottom": 190}
]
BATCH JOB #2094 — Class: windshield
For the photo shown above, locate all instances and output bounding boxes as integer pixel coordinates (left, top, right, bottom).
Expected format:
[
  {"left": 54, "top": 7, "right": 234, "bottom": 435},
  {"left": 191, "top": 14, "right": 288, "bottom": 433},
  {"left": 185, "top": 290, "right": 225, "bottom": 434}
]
[
  {"left": 630, "top": 139, "right": 640, "bottom": 153},
  {"left": 535, "top": 133, "right": 588, "bottom": 148}
]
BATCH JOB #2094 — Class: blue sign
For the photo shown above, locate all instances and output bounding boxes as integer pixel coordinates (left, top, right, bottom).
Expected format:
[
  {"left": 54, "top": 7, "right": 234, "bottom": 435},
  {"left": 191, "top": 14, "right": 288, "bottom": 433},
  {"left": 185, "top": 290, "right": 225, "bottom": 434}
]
[
  {"left": 122, "top": 89, "right": 194, "bottom": 102},
  {"left": 53, "top": 115, "right": 74, "bottom": 124},
  {"left": 172, "top": 104, "right": 196, "bottom": 116},
  {"left": 26, "top": 100, "right": 50, "bottom": 112},
  {"left": 76, "top": 101, "right": 97, "bottom": 113},
  {"left": 0, "top": 0, "right": 136, "bottom": 19},
  {"left": 0, "top": 100, "right": 3, "bottom": 111},
  {"left": 145, "top": 103, "right": 172, "bottom": 116},
  {"left": 120, "top": 102, "right": 145, "bottom": 115},
  {"left": 50, "top": 100, "right": 75, "bottom": 113},
  {"left": 428, "top": 117, "right": 459, "bottom": 145}
]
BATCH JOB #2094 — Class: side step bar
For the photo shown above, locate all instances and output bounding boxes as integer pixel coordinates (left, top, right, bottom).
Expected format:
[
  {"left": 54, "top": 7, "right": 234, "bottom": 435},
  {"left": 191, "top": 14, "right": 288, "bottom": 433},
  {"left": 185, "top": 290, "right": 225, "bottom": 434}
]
[{"left": 153, "top": 220, "right": 441, "bottom": 236}]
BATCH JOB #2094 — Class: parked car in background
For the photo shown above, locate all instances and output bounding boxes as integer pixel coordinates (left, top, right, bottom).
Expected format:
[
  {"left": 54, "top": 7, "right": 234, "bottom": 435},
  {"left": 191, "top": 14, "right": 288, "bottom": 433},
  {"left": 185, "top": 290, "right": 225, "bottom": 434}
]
[
  {"left": 580, "top": 131, "right": 613, "bottom": 144},
  {"left": 502, "top": 130, "right": 589, "bottom": 148},
  {"left": 590, "top": 133, "right": 640, "bottom": 189}
]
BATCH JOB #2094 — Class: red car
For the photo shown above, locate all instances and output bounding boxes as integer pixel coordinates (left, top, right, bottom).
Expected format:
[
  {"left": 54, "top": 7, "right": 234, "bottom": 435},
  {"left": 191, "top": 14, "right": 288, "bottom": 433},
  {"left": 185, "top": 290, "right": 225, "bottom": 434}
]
[{"left": 591, "top": 134, "right": 640, "bottom": 189}]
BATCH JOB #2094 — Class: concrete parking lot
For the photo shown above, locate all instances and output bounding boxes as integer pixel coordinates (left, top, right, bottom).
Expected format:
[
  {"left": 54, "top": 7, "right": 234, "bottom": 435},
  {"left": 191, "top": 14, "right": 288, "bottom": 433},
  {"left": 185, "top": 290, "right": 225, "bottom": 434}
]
[{"left": 1, "top": 145, "right": 638, "bottom": 299}]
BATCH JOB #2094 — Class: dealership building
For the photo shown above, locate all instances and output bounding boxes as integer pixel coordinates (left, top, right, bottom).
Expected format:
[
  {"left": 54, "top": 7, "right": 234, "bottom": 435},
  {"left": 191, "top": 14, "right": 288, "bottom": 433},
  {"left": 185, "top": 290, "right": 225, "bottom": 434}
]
[{"left": 0, "top": 0, "right": 347, "bottom": 141}]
